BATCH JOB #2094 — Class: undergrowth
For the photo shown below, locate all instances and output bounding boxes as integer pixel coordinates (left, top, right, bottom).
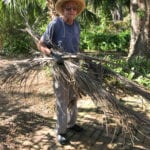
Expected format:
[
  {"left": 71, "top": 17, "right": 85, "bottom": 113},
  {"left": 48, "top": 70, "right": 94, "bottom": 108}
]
[{"left": 102, "top": 55, "right": 150, "bottom": 89}]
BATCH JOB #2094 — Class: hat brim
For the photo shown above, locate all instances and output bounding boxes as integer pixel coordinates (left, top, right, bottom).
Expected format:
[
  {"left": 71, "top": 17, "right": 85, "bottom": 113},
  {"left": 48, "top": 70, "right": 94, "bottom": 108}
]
[{"left": 55, "top": 0, "right": 85, "bottom": 16}]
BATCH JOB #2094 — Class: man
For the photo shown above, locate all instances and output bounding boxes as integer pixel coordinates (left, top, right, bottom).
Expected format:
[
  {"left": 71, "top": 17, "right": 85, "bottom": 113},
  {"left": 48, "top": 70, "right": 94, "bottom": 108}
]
[{"left": 38, "top": 0, "right": 85, "bottom": 145}]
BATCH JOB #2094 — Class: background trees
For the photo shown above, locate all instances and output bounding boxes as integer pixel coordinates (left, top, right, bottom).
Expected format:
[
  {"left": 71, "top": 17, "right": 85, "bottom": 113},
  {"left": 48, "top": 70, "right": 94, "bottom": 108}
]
[{"left": 0, "top": 0, "right": 149, "bottom": 60}]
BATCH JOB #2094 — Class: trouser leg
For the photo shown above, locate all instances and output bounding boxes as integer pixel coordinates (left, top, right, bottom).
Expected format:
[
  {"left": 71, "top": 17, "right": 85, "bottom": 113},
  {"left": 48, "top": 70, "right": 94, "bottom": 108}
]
[
  {"left": 67, "top": 86, "right": 78, "bottom": 128},
  {"left": 67, "top": 98, "right": 77, "bottom": 128},
  {"left": 54, "top": 80, "right": 69, "bottom": 134},
  {"left": 54, "top": 79, "right": 78, "bottom": 134}
]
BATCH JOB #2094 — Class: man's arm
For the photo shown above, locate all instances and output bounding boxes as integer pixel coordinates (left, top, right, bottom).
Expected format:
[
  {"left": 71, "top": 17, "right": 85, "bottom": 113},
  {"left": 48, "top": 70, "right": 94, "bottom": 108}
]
[{"left": 37, "top": 38, "right": 64, "bottom": 64}]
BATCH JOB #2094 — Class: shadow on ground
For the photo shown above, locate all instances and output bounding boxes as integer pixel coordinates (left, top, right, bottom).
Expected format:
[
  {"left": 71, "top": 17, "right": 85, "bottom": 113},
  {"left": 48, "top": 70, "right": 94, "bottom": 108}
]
[
  {"left": 0, "top": 90, "right": 150, "bottom": 150},
  {"left": 0, "top": 58, "right": 150, "bottom": 150}
]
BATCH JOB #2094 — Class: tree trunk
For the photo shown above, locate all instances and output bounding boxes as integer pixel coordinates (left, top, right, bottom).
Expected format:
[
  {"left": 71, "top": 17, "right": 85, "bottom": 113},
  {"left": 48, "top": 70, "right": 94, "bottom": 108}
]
[
  {"left": 47, "top": 0, "right": 59, "bottom": 19},
  {"left": 128, "top": 0, "right": 150, "bottom": 60},
  {"left": 111, "top": 3, "right": 123, "bottom": 21}
]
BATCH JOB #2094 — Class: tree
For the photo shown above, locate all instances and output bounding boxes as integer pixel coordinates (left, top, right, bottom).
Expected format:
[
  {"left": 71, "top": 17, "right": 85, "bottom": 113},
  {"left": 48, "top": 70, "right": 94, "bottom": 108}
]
[
  {"left": 128, "top": 0, "right": 150, "bottom": 60},
  {"left": 0, "top": 0, "right": 47, "bottom": 54}
]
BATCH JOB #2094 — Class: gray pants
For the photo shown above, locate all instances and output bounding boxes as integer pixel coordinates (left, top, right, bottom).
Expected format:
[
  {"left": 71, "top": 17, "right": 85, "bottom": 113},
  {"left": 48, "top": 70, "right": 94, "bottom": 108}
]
[{"left": 53, "top": 79, "right": 78, "bottom": 134}]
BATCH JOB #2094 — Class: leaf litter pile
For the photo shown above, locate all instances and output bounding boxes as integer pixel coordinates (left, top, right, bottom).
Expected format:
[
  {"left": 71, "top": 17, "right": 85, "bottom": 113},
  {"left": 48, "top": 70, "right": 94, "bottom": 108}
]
[{"left": 1, "top": 53, "right": 150, "bottom": 144}]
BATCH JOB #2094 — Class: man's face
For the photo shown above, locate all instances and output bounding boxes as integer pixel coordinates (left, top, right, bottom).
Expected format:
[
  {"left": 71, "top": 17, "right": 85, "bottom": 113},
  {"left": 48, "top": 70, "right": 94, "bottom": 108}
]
[{"left": 62, "top": 1, "right": 78, "bottom": 20}]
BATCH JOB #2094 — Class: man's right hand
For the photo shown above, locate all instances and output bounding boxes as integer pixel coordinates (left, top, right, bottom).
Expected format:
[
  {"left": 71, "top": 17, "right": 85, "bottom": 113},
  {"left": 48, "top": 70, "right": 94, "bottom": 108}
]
[
  {"left": 37, "top": 40, "right": 51, "bottom": 56},
  {"left": 51, "top": 51, "right": 64, "bottom": 65}
]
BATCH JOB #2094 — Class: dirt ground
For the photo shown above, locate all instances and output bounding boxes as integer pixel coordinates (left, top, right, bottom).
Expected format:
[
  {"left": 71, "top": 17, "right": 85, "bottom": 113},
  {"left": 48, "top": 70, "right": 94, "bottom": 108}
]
[{"left": 0, "top": 57, "right": 150, "bottom": 150}]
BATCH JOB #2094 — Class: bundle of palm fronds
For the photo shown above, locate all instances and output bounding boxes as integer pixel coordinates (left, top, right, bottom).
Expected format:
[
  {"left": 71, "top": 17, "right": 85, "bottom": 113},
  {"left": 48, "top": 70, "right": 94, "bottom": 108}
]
[
  {"left": 1, "top": 54, "right": 150, "bottom": 143},
  {"left": 53, "top": 58, "right": 150, "bottom": 141}
]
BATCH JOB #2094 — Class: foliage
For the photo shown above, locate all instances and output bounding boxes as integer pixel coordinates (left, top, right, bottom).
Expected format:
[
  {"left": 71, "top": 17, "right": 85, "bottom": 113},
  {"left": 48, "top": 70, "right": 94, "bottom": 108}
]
[
  {"left": 79, "top": 0, "right": 131, "bottom": 52},
  {"left": 0, "top": 0, "right": 48, "bottom": 56},
  {"left": 105, "top": 56, "right": 150, "bottom": 89},
  {"left": 80, "top": 22, "right": 130, "bottom": 52},
  {"left": 127, "top": 57, "right": 150, "bottom": 88},
  {"left": 3, "top": 32, "right": 33, "bottom": 56}
]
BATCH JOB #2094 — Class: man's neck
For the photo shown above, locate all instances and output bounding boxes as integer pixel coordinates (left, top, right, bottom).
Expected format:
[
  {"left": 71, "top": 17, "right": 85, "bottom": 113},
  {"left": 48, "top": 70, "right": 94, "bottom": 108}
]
[{"left": 62, "top": 17, "right": 74, "bottom": 25}]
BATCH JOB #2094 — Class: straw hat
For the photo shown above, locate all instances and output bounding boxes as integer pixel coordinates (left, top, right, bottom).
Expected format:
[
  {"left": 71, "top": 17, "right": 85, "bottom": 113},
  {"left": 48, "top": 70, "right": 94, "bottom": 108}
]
[{"left": 55, "top": 0, "right": 85, "bottom": 16}]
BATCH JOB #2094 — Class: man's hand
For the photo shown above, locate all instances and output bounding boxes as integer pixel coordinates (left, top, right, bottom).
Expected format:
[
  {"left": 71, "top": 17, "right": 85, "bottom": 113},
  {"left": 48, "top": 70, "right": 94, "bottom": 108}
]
[
  {"left": 51, "top": 51, "right": 64, "bottom": 65},
  {"left": 37, "top": 40, "right": 51, "bottom": 56}
]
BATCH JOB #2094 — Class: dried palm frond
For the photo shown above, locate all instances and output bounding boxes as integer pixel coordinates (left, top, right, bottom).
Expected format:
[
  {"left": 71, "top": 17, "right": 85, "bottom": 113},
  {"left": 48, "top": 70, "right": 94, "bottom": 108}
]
[
  {"left": 53, "top": 60, "right": 149, "bottom": 140},
  {"left": 0, "top": 58, "right": 53, "bottom": 93}
]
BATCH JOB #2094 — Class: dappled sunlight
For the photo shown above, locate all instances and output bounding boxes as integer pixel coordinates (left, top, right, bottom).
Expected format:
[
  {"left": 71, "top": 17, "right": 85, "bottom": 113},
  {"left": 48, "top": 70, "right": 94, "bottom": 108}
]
[{"left": 0, "top": 58, "right": 150, "bottom": 149}]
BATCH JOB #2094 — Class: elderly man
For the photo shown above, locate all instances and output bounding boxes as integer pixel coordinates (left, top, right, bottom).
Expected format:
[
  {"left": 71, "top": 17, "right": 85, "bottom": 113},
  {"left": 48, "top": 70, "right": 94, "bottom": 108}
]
[{"left": 38, "top": 0, "right": 85, "bottom": 145}]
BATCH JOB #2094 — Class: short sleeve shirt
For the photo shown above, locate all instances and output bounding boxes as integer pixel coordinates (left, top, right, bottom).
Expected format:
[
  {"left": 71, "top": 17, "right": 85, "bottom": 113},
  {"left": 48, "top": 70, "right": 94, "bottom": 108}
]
[{"left": 41, "top": 17, "right": 80, "bottom": 54}]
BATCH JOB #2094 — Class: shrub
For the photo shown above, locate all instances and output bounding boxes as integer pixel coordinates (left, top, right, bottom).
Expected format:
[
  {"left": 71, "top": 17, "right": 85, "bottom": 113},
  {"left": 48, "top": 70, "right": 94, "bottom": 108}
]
[{"left": 80, "top": 30, "right": 130, "bottom": 52}]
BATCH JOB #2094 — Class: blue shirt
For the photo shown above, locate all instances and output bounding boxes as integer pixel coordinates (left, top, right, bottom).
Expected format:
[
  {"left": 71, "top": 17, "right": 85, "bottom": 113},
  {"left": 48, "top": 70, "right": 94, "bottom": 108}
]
[{"left": 41, "top": 17, "right": 80, "bottom": 54}]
